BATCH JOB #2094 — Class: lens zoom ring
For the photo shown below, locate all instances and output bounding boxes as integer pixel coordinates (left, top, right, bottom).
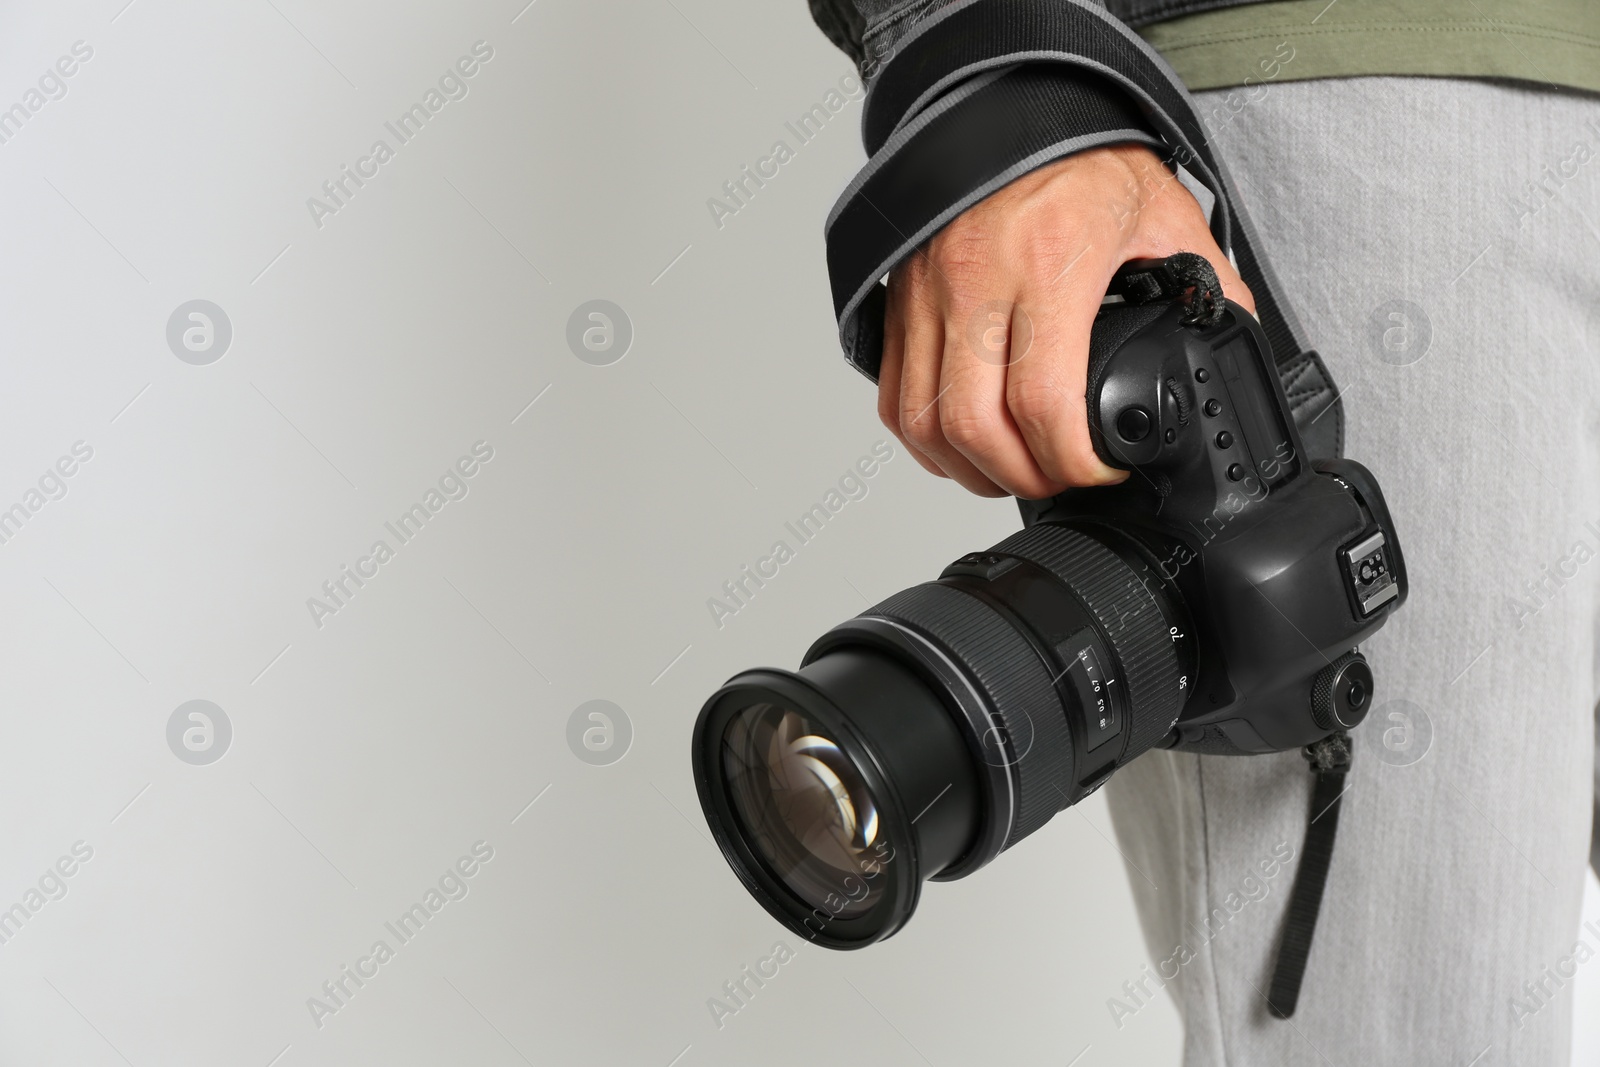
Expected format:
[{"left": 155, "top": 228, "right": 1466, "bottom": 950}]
[
  {"left": 866, "top": 582, "right": 1071, "bottom": 852},
  {"left": 992, "top": 523, "right": 1183, "bottom": 759}
]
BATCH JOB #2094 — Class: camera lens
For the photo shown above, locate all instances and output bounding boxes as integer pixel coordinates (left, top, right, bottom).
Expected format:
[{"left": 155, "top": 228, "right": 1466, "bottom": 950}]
[
  {"left": 721, "top": 702, "right": 887, "bottom": 919},
  {"left": 696, "top": 646, "right": 982, "bottom": 948},
  {"left": 693, "top": 522, "right": 1196, "bottom": 948}
]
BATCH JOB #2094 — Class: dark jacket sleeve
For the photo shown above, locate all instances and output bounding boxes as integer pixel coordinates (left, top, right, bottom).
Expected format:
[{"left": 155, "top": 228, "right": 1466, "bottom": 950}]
[
  {"left": 810, "top": 0, "right": 1118, "bottom": 75},
  {"left": 807, "top": 0, "right": 1267, "bottom": 69},
  {"left": 806, "top": 0, "right": 869, "bottom": 65},
  {"left": 808, "top": 0, "right": 982, "bottom": 76}
]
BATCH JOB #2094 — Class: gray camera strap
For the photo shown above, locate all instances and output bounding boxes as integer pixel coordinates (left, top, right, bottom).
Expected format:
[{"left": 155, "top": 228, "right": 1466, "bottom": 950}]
[{"left": 821, "top": 0, "right": 1351, "bottom": 1018}]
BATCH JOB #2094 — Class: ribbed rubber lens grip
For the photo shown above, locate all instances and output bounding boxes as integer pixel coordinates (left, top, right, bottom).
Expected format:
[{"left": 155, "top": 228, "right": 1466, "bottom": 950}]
[
  {"left": 992, "top": 523, "right": 1184, "bottom": 761},
  {"left": 866, "top": 582, "right": 1073, "bottom": 852}
]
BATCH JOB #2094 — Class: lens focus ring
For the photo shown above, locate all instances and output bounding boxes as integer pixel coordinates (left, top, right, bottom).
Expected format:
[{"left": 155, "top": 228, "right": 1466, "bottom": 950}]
[{"left": 992, "top": 523, "right": 1184, "bottom": 760}]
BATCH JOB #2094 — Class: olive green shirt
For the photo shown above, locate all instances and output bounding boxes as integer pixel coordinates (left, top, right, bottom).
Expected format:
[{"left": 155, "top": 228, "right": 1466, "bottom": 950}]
[{"left": 1139, "top": 0, "right": 1600, "bottom": 95}]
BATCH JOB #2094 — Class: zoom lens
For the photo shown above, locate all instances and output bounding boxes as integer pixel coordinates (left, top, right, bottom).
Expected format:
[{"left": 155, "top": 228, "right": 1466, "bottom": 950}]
[{"left": 693, "top": 522, "right": 1196, "bottom": 948}]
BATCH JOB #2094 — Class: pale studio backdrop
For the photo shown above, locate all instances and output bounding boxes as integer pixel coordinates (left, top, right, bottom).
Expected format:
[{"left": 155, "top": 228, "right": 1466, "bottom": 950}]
[{"left": 0, "top": 1, "right": 1595, "bottom": 1065}]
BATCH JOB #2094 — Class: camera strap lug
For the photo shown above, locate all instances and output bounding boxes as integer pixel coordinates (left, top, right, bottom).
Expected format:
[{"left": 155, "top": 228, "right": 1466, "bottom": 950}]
[
  {"left": 1267, "top": 728, "right": 1352, "bottom": 1018},
  {"left": 1109, "top": 252, "right": 1225, "bottom": 328}
]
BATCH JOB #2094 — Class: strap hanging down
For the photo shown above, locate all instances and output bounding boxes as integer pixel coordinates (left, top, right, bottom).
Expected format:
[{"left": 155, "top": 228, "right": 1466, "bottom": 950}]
[
  {"left": 1267, "top": 730, "right": 1353, "bottom": 1018},
  {"left": 822, "top": 0, "right": 1344, "bottom": 460}
]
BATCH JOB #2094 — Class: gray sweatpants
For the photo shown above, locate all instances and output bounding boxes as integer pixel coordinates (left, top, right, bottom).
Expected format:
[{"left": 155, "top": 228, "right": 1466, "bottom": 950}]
[{"left": 1106, "top": 76, "right": 1600, "bottom": 1065}]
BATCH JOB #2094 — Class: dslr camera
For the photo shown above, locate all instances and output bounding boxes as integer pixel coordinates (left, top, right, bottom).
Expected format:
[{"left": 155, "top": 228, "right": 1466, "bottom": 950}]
[{"left": 691, "top": 259, "right": 1407, "bottom": 948}]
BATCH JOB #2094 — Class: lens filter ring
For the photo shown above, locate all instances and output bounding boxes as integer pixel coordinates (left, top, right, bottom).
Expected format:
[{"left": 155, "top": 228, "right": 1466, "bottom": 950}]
[{"left": 693, "top": 669, "right": 920, "bottom": 949}]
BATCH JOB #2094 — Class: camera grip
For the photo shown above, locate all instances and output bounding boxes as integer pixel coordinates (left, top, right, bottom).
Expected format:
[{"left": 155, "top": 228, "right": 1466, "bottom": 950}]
[{"left": 1084, "top": 301, "right": 1170, "bottom": 469}]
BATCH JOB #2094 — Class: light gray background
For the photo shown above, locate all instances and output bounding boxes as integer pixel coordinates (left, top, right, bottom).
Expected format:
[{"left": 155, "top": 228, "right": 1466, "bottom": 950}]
[{"left": 1, "top": 1, "right": 1595, "bottom": 1065}]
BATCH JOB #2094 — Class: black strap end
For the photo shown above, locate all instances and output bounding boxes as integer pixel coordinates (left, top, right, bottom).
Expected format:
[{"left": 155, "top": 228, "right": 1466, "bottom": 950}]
[{"left": 1266, "top": 730, "right": 1352, "bottom": 1019}]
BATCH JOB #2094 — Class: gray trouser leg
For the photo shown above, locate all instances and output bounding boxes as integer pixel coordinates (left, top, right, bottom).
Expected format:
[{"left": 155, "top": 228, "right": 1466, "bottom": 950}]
[
  {"left": 1105, "top": 75, "right": 1600, "bottom": 1065},
  {"left": 1593, "top": 698, "right": 1600, "bottom": 877}
]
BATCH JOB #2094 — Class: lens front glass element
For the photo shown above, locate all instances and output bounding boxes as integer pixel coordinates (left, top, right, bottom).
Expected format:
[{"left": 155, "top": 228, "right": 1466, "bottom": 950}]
[{"left": 720, "top": 702, "right": 893, "bottom": 920}]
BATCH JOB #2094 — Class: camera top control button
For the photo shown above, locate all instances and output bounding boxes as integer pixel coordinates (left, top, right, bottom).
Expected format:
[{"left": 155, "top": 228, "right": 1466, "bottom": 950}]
[
  {"left": 1194, "top": 367, "right": 1210, "bottom": 383},
  {"left": 1115, "top": 406, "right": 1153, "bottom": 442},
  {"left": 1203, "top": 398, "right": 1222, "bottom": 417},
  {"left": 1215, "top": 430, "right": 1234, "bottom": 449}
]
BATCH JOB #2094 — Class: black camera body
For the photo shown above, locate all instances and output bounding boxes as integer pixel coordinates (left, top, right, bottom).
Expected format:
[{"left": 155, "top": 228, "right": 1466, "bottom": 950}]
[
  {"left": 1024, "top": 289, "right": 1407, "bottom": 759},
  {"left": 691, "top": 270, "right": 1408, "bottom": 950}
]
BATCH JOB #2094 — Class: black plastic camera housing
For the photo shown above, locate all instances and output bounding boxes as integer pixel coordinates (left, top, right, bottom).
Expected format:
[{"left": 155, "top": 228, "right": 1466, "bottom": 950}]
[{"left": 1035, "top": 288, "right": 1407, "bottom": 757}]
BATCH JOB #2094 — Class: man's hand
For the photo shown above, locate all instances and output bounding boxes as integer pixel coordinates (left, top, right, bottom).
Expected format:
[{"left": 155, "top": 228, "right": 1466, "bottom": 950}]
[{"left": 878, "top": 143, "right": 1256, "bottom": 499}]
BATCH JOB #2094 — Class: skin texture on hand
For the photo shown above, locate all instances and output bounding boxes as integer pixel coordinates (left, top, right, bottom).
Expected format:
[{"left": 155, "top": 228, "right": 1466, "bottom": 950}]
[{"left": 878, "top": 142, "right": 1256, "bottom": 499}]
